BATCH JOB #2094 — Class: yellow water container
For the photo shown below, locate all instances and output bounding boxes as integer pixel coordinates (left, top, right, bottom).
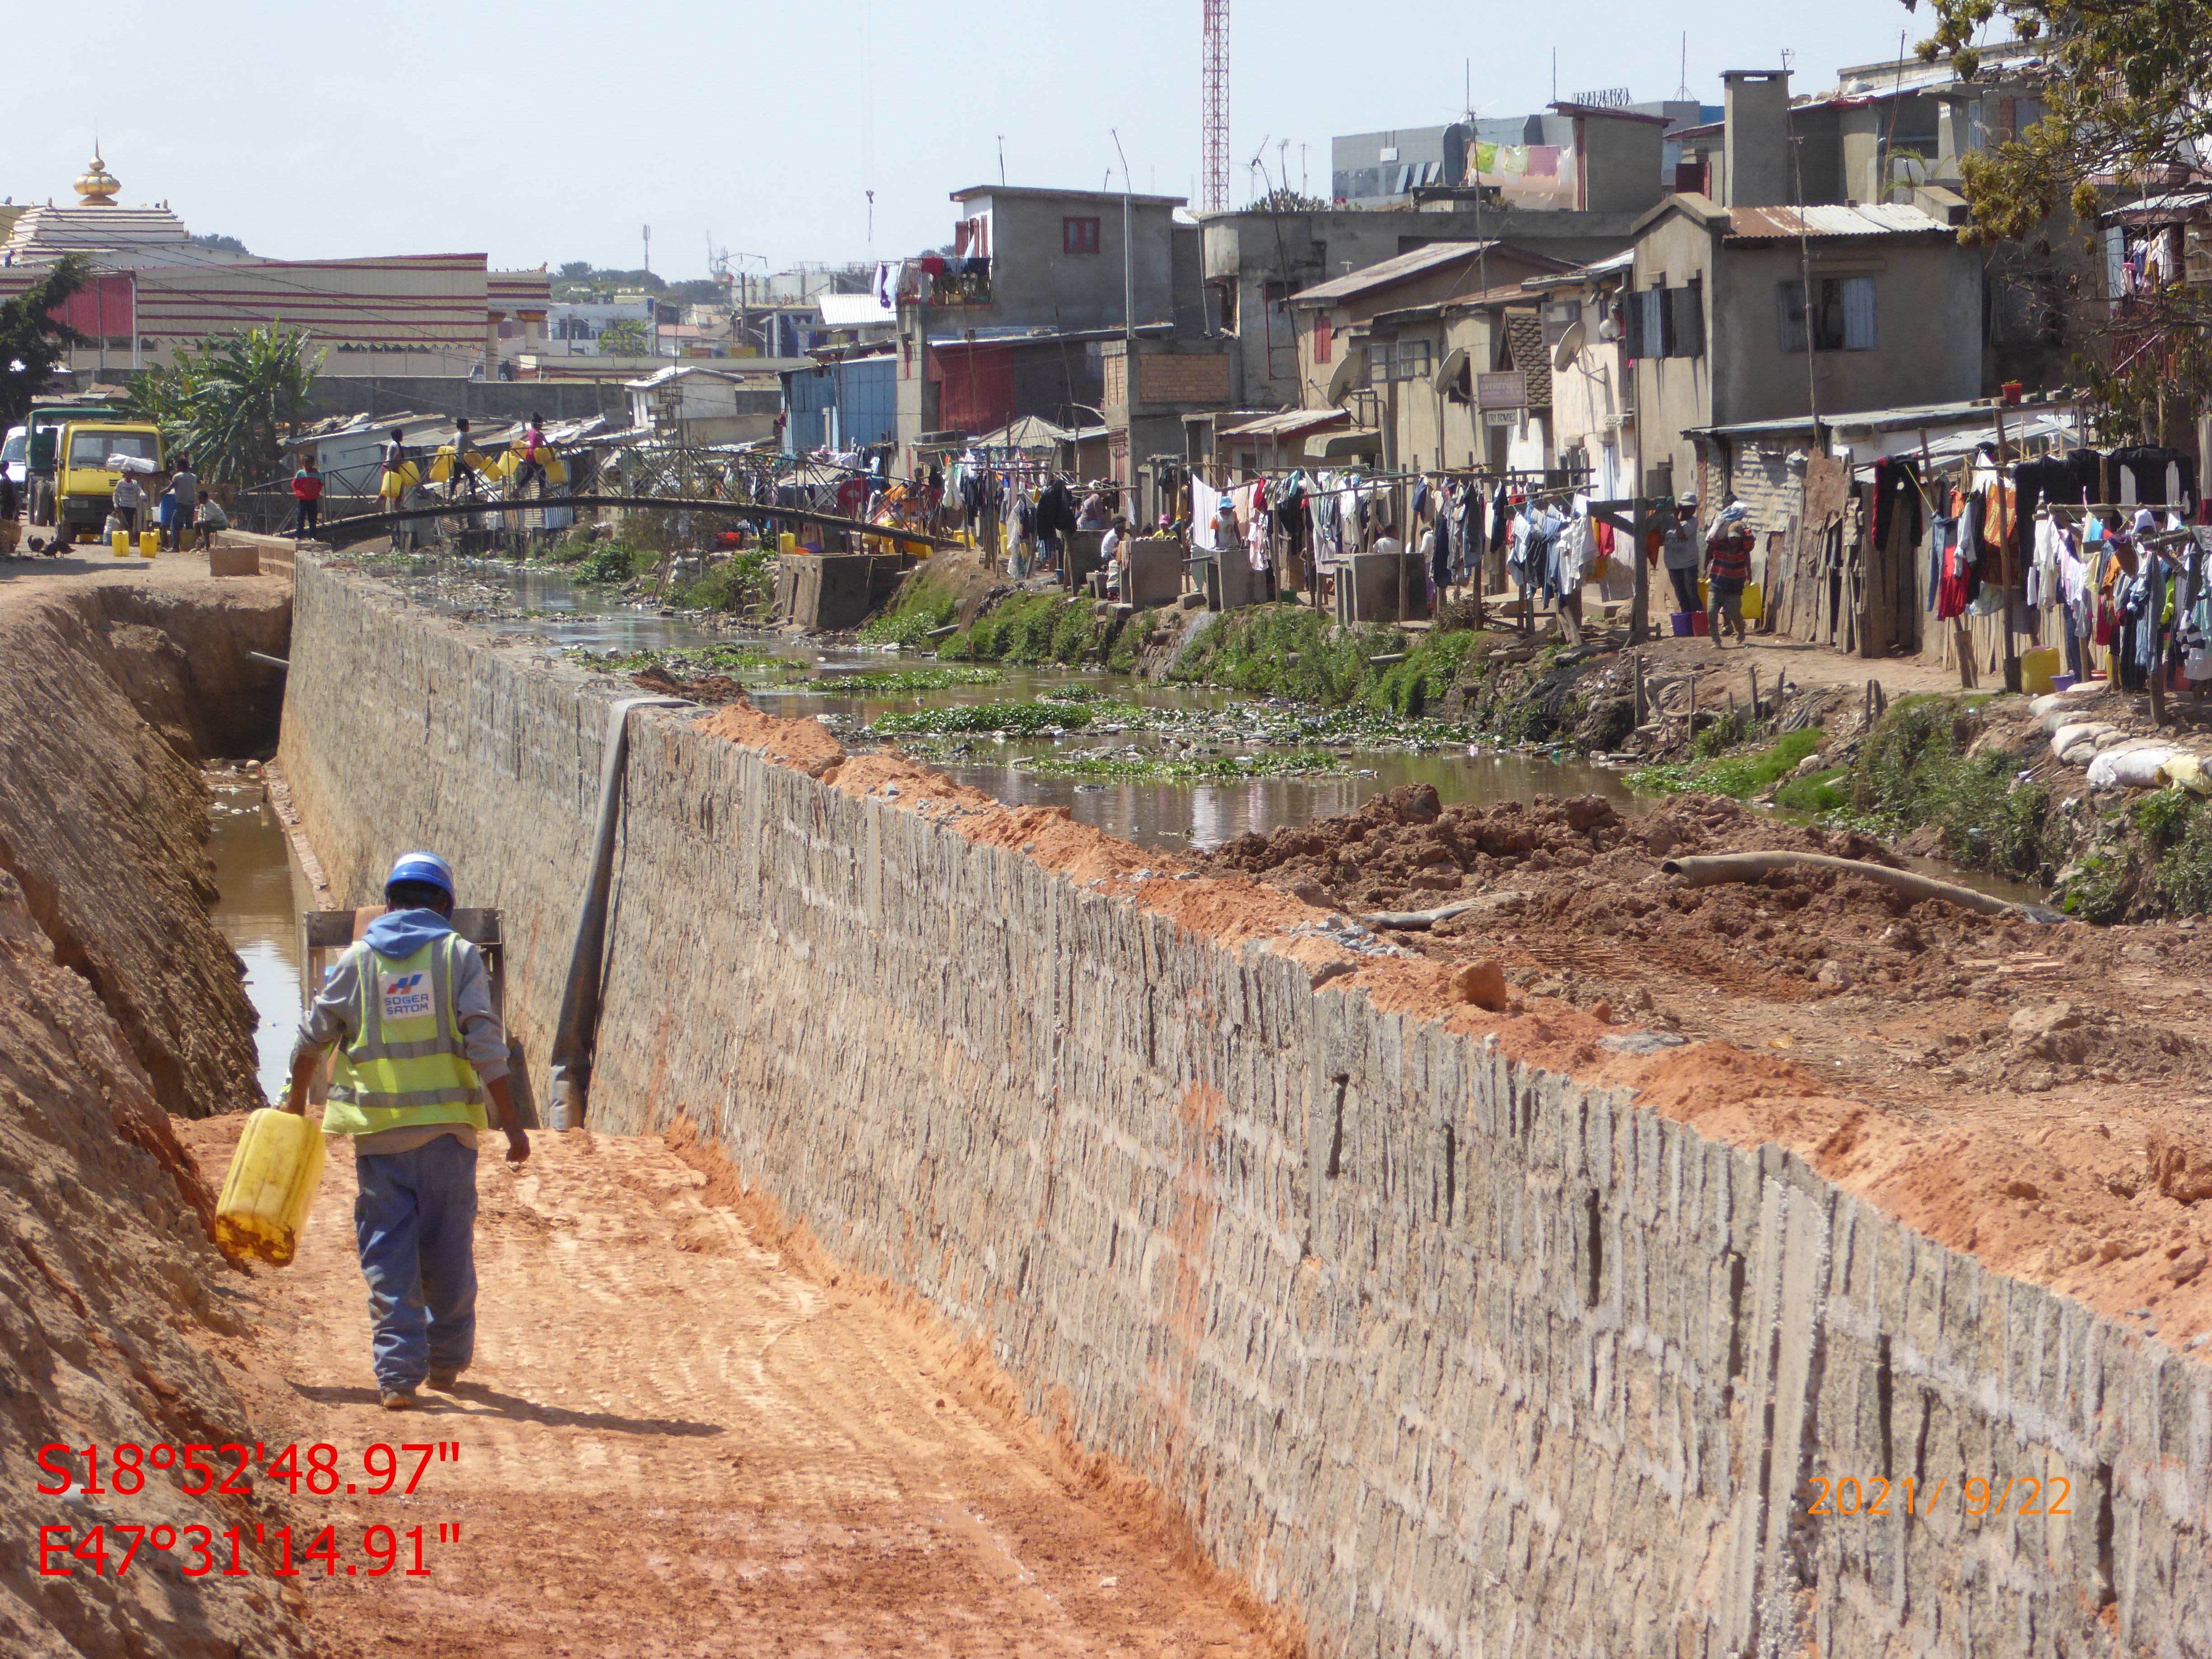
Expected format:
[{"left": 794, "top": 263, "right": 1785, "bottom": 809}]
[
  {"left": 546, "top": 458, "right": 569, "bottom": 485},
  {"left": 2021, "top": 646, "right": 2062, "bottom": 696},
  {"left": 1740, "top": 581, "right": 1764, "bottom": 621},
  {"left": 778, "top": 531, "right": 797, "bottom": 553},
  {"left": 430, "top": 447, "right": 455, "bottom": 484},
  {"left": 139, "top": 530, "right": 159, "bottom": 558},
  {"left": 213, "top": 1108, "right": 327, "bottom": 1266},
  {"left": 110, "top": 530, "right": 131, "bottom": 558}
]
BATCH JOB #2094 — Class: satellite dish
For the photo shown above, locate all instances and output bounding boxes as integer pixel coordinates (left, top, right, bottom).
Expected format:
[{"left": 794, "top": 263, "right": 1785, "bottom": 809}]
[
  {"left": 1552, "top": 320, "right": 1588, "bottom": 370},
  {"left": 1434, "top": 345, "right": 1469, "bottom": 394},
  {"left": 1326, "top": 345, "right": 1368, "bottom": 407}
]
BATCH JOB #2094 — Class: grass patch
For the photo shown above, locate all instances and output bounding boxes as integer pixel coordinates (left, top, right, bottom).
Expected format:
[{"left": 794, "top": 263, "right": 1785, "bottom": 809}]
[
  {"left": 573, "top": 539, "right": 658, "bottom": 585},
  {"left": 945, "top": 593, "right": 1120, "bottom": 665},
  {"left": 669, "top": 548, "right": 773, "bottom": 616},
  {"left": 2155, "top": 799, "right": 2212, "bottom": 911},
  {"left": 573, "top": 644, "right": 789, "bottom": 677},
  {"left": 1774, "top": 767, "right": 1851, "bottom": 813},
  {"left": 1627, "top": 728, "right": 1827, "bottom": 800},
  {"left": 1848, "top": 697, "right": 2055, "bottom": 881},
  {"left": 1365, "top": 629, "right": 1491, "bottom": 718},
  {"left": 1168, "top": 605, "right": 1407, "bottom": 705},
  {"left": 859, "top": 573, "right": 962, "bottom": 646},
  {"left": 868, "top": 700, "right": 1098, "bottom": 736},
  {"left": 797, "top": 666, "right": 1004, "bottom": 694}
]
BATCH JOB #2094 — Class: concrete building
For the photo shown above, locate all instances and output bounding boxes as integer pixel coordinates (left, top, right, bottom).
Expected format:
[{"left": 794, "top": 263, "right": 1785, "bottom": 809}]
[
  {"left": 1102, "top": 336, "right": 1240, "bottom": 494},
  {"left": 1332, "top": 99, "right": 1713, "bottom": 207},
  {"left": 1629, "top": 190, "right": 1980, "bottom": 501},
  {"left": 1521, "top": 251, "right": 1640, "bottom": 496},
  {"left": 0, "top": 151, "right": 548, "bottom": 378},
  {"left": 1359, "top": 287, "right": 1553, "bottom": 478},
  {"left": 1288, "top": 241, "right": 1573, "bottom": 423},
  {"left": 891, "top": 185, "right": 1210, "bottom": 473},
  {"left": 625, "top": 365, "right": 781, "bottom": 446},
  {"left": 1199, "top": 205, "right": 1649, "bottom": 410}
]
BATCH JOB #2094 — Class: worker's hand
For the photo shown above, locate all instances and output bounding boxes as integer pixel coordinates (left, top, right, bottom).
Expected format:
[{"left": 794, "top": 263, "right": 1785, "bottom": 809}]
[{"left": 504, "top": 1127, "right": 530, "bottom": 1166}]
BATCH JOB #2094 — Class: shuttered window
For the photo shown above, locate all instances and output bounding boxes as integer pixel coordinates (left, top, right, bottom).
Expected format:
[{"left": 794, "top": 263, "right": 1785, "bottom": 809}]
[
  {"left": 1668, "top": 282, "right": 1705, "bottom": 358},
  {"left": 1313, "top": 313, "right": 1333, "bottom": 365}
]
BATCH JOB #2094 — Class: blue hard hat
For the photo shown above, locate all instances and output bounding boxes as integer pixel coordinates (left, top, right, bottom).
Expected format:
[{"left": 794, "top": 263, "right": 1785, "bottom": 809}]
[{"left": 384, "top": 850, "right": 455, "bottom": 902}]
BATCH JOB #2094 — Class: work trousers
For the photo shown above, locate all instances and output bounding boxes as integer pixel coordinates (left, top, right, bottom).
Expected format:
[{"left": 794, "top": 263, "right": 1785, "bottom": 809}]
[
  {"left": 352, "top": 1133, "right": 478, "bottom": 1392},
  {"left": 296, "top": 498, "right": 320, "bottom": 537}
]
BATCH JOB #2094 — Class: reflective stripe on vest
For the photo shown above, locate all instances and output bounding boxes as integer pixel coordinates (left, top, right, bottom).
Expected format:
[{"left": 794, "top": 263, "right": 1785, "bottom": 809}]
[{"left": 322, "top": 932, "right": 489, "bottom": 1138}]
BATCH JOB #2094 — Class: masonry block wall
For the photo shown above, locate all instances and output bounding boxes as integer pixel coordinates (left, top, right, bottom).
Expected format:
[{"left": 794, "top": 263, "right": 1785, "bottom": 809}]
[{"left": 282, "top": 561, "right": 2210, "bottom": 1659}]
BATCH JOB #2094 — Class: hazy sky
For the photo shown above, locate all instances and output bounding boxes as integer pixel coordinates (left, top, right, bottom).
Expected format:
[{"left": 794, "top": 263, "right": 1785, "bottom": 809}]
[{"left": 10, "top": 0, "right": 1949, "bottom": 282}]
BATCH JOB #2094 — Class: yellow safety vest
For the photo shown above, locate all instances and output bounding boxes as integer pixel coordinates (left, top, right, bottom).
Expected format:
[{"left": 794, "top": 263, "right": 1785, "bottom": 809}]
[{"left": 321, "top": 933, "right": 489, "bottom": 1138}]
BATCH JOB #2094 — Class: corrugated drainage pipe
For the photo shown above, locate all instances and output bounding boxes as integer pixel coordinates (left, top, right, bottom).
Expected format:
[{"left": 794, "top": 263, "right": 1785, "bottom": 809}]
[
  {"left": 548, "top": 696, "right": 693, "bottom": 1129},
  {"left": 1660, "top": 852, "right": 2058, "bottom": 923}
]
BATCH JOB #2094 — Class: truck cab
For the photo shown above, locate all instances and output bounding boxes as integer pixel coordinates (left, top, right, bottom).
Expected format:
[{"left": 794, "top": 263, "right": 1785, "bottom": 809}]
[
  {"left": 24, "top": 398, "right": 124, "bottom": 526},
  {"left": 53, "top": 421, "right": 163, "bottom": 541}
]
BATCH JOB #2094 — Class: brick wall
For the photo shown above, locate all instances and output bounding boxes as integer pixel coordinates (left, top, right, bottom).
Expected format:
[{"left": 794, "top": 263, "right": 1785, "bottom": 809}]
[
  {"left": 1139, "top": 351, "right": 1231, "bottom": 404},
  {"left": 281, "top": 561, "right": 2212, "bottom": 1659}
]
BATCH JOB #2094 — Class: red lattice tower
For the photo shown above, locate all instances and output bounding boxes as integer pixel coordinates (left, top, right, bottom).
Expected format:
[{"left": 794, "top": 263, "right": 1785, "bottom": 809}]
[{"left": 1201, "top": 0, "right": 1229, "bottom": 213}]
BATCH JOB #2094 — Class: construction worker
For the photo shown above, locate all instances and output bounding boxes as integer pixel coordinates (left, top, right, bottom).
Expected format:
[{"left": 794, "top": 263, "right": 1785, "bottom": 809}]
[{"left": 282, "top": 851, "right": 528, "bottom": 1411}]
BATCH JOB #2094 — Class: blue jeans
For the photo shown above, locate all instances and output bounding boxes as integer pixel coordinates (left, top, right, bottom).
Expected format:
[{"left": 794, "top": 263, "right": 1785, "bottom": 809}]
[{"left": 353, "top": 1135, "right": 478, "bottom": 1392}]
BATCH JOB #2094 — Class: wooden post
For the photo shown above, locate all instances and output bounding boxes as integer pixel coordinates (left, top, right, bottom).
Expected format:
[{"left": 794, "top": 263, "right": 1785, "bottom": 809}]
[
  {"left": 1689, "top": 669, "right": 1697, "bottom": 740},
  {"left": 1630, "top": 494, "right": 1649, "bottom": 644},
  {"left": 1993, "top": 402, "right": 2022, "bottom": 693},
  {"left": 1748, "top": 665, "right": 1760, "bottom": 730},
  {"left": 1633, "top": 651, "right": 1647, "bottom": 727}
]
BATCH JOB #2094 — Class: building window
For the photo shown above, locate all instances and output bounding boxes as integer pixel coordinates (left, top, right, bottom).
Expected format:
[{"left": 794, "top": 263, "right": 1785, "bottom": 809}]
[
  {"left": 1313, "top": 314, "right": 1333, "bottom": 364},
  {"left": 1624, "top": 281, "right": 1704, "bottom": 360},
  {"left": 1064, "top": 217, "right": 1101, "bottom": 256},
  {"left": 1778, "top": 276, "right": 1877, "bottom": 352},
  {"left": 1369, "top": 339, "right": 1434, "bottom": 385}
]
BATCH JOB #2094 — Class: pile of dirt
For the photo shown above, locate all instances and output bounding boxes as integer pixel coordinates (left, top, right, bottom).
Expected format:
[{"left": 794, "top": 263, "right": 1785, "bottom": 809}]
[{"left": 0, "top": 871, "right": 308, "bottom": 1658}]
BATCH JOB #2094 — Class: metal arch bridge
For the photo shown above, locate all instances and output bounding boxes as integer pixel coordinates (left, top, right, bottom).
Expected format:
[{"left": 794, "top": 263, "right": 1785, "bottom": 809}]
[{"left": 309, "top": 494, "right": 960, "bottom": 552}]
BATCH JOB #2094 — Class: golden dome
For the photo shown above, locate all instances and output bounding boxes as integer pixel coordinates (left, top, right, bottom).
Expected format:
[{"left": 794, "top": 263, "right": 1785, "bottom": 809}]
[{"left": 74, "top": 150, "right": 119, "bottom": 206}]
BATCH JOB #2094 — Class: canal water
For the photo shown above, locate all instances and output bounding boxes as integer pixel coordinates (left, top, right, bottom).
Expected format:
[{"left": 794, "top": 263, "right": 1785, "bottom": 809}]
[
  {"left": 386, "top": 557, "right": 1641, "bottom": 850},
  {"left": 206, "top": 775, "right": 314, "bottom": 1103}
]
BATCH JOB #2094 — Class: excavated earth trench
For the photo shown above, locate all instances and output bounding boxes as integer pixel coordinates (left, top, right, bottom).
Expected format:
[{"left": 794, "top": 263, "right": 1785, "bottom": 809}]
[{"left": 3, "top": 547, "right": 2207, "bottom": 1658}]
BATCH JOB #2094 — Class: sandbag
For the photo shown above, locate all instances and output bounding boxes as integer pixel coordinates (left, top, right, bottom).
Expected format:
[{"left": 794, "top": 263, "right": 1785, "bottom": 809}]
[
  {"left": 2163, "top": 754, "right": 2212, "bottom": 796},
  {"left": 2050, "top": 722, "right": 2111, "bottom": 759},
  {"left": 2087, "top": 745, "right": 2178, "bottom": 790}
]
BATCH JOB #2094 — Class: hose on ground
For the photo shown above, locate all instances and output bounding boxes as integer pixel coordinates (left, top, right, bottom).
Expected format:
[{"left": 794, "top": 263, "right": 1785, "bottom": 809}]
[{"left": 1659, "top": 851, "right": 2057, "bottom": 923}]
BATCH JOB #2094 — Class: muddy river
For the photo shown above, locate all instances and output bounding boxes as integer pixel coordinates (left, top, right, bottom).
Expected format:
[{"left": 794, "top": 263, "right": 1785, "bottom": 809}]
[
  {"left": 383, "top": 556, "right": 1643, "bottom": 849},
  {"left": 206, "top": 775, "right": 315, "bottom": 1101}
]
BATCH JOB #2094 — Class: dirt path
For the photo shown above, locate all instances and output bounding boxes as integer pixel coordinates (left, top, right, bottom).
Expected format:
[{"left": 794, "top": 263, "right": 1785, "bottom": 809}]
[{"left": 175, "top": 1115, "right": 1281, "bottom": 1659}]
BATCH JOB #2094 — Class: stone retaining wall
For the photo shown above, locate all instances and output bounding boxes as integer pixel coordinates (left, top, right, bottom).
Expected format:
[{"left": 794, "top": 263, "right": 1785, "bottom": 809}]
[{"left": 281, "top": 560, "right": 2210, "bottom": 1659}]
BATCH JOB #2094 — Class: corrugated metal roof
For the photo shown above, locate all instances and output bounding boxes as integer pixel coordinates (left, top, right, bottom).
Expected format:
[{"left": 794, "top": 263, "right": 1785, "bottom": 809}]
[
  {"left": 1724, "top": 203, "right": 1954, "bottom": 241},
  {"left": 1289, "top": 241, "right": 1504, "bottom": 306},
  {"left": 815, "top": 291, "right": 895, "bottom": 327},
  {"left": 1690, "top": 394, "right": 2079, "bottom": 440},
  {"left": 1218, "top": 408, "right": 1350, "bottom": 440},
  {"left": 2101, "top": 191, "right": 2212, "bottom": 227}
]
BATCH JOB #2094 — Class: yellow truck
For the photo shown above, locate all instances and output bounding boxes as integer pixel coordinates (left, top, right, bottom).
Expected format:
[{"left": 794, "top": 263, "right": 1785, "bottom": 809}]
[{"left": 52, "top": 420, "right": 164, "bottom": 543}]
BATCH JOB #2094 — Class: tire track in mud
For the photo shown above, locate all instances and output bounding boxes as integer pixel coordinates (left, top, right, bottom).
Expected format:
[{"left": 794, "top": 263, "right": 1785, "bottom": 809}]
[{"left": 180, "top": 1118, "right": 1282, "bottom": 1659}]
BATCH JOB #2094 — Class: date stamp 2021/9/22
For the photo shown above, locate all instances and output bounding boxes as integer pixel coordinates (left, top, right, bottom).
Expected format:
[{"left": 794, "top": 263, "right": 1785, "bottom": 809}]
[{"left": 1807, "top": 1475, "right": 2076, "bottom": 1519}]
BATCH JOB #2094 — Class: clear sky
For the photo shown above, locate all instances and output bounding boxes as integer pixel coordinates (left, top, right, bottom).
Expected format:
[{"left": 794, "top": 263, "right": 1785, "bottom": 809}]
[{"left": 9, "top": 0, "right": 1945, "bottom": 283}]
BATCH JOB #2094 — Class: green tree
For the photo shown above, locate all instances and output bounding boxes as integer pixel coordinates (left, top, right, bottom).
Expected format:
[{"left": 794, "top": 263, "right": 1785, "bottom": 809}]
[
  {"left": 127, "top": 323, "right": 326, "bottom": 487},
  {"left": 0, "top": 255, "right": 90, "bottom": 428},
  {"left": 1910, "top": 1, "right": 2212, "bottom": 441},
  {"left": 595, "top": 317, "right": 651, "bottom": 356},
  {"left": 1908, "top": 2, "right": 2212, "bottom": 244}
]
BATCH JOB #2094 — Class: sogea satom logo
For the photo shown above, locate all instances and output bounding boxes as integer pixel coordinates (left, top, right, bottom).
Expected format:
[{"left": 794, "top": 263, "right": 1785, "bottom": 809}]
[{"left": 381, "top": 973, "right": 432, "bottom": 1022}]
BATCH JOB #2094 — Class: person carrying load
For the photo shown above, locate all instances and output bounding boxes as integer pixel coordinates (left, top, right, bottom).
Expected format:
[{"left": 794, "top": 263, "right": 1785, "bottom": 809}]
[{"left": 282, "top": 852, "right": 529, "bottom": 1410}]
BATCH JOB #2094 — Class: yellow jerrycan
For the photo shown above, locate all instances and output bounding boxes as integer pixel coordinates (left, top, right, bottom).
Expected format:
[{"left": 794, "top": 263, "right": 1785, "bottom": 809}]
[
  {"left": 110, "top": 529, "right": 131, "bottom": 558},
  {"left": 139, "top": 530, "right": 159, "bottom": 558},
  {"left": 214, "top": 1108, "right": 327, "bottom": 1265}
]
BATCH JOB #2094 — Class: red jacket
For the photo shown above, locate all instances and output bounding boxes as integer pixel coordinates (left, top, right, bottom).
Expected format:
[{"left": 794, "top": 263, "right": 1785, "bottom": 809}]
[{"left": 292, "top": 470, "right": 324, "bottom": 502}]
